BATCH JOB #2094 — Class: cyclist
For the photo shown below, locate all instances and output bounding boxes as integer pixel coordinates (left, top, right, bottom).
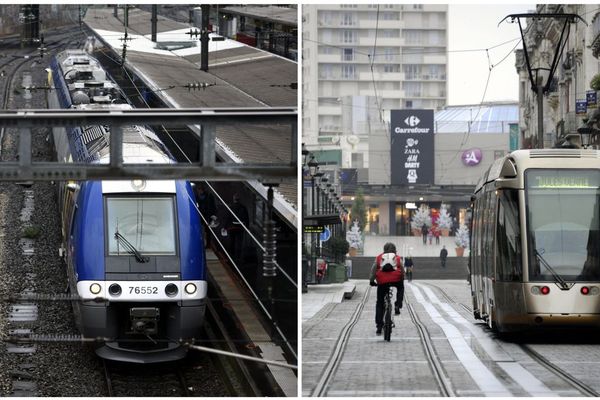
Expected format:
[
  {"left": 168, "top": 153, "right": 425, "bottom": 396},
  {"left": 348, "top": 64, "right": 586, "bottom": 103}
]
[{"left": 369, "top": 243, "right": 404, "bottom": 335}]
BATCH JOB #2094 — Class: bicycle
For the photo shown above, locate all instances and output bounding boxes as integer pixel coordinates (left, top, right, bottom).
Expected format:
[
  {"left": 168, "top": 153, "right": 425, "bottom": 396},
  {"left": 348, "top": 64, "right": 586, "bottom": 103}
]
[{"left": 382, "top": 285, "right": 395, "bottom": 341}]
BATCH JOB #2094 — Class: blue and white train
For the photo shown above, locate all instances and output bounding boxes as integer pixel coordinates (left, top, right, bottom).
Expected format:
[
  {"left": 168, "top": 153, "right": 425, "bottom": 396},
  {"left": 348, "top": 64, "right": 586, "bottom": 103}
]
[{"left": 48, "top": 49, "right": 207, "bottom": 363}]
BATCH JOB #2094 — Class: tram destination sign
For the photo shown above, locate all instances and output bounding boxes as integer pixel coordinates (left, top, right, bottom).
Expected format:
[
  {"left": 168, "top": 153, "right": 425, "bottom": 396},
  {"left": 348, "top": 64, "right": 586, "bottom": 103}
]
[
  {"left": 304, "top": 225, "right": 325, "bottom": 234},
  {"left": 390, "top": 109, "right": 434, "bottom": 185}
]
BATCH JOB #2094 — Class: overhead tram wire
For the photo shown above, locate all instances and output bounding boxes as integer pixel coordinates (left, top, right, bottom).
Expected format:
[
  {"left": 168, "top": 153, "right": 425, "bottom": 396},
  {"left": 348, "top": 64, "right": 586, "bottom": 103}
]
[{"left": 437, "top": 38, "right": 522, "bottom": 182}]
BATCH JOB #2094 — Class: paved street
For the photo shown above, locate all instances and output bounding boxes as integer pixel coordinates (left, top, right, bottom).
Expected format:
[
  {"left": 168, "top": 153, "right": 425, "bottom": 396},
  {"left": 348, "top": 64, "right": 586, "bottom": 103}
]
[{"left": 303, "top": 280, "right": 600, "bottom": 397}]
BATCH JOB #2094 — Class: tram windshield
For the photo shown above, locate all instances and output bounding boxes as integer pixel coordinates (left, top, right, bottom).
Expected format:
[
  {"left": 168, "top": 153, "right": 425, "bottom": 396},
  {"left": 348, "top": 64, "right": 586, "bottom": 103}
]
[
  {"left": 105, "top": 197, "right": 176, "bottom": 256},
  {"left": 526, "top": 169, "right": 600, "bottom": 282}
]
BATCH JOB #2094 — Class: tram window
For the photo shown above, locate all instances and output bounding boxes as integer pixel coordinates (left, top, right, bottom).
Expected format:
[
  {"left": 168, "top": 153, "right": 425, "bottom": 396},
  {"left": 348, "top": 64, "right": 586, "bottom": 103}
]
[
  {"left": 496, "top": 189, "right": 521, "bottom": 281},
  {"left": 526, "top": 169, "right": 600, "bottom": 281}
]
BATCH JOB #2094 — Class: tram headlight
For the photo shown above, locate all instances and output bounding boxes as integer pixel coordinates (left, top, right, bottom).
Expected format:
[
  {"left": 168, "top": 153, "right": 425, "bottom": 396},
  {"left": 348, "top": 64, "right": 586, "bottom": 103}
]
[
  {"left": 591, "top": 287, "right": 600, "bottom": 296},
  {"left": 90, "top": 283, "right": 102, "bottom": 295},
  {"left": 531, "top": 286, "right": 541, "bottom": 295},
  {"left": 185, "top": 283, "right": 197, "bottom": 295}
]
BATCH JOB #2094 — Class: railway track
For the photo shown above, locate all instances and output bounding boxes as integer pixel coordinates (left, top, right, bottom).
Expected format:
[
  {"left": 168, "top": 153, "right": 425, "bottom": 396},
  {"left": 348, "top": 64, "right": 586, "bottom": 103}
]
[{"left": 103, "top": 359, "right": 192, "bottom": 397}]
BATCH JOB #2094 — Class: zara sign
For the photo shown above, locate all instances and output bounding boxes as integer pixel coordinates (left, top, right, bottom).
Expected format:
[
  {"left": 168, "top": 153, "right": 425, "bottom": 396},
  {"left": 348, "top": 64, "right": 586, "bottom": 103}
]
[{"left": 390, "top": 109, "right": 434, "bottom": 185}]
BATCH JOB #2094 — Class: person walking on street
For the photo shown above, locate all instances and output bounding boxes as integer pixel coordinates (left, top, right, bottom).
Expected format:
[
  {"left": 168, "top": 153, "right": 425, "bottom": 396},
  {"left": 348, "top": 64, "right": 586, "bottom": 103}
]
[
  {"left": 224, "top": 193, "right": 249, "bottom": 265},
  {"left": 421, "top": 224, "right": 428, "bottom": 245},
  {"left": 434, "top": 227, "right": 441, "bottom": 245},
  {"left": 440, "top": 245, "right": 448, "bottom": 268},
  {"left": 404, "top": 256, "right": 414, "bottom": 282},
  {"left": 369, "top": 243, "right": 405, "bottom": 335}
]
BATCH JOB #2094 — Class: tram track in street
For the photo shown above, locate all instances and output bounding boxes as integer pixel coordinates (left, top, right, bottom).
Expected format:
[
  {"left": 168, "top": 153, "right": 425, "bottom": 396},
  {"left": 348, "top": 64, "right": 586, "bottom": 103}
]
[
  {"left": 418, "top": 281, "right": 600, "bottom": 396},
  {"left": 310, "top": 286, "right": 371, "bottom": 397},
  {"left": 405, "top": 296, "right": 455, "bottom": 396}
]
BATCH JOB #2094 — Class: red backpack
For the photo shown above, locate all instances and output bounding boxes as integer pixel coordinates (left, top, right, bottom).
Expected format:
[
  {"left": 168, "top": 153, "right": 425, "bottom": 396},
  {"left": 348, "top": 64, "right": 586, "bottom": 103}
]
[{"left": 375, "top": 253, "right": 403, "bottom": 284}]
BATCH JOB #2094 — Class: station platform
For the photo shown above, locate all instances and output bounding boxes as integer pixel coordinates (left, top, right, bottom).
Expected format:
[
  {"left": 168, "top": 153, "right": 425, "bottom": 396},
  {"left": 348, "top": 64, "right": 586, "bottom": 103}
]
[{"left": 82, "top": 7, "right": 297, "bottom": 224}]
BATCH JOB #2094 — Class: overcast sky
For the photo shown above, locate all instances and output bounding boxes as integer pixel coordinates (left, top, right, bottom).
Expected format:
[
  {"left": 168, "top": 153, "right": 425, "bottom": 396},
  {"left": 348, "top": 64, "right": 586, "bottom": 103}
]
[{"left": 448, "top": 4, "right": 535, "bottom": 106}]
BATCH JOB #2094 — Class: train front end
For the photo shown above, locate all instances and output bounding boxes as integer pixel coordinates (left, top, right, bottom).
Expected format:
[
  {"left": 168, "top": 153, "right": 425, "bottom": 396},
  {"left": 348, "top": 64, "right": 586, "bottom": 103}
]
[
  {"left": 72, "top": 179, "right": 206, "bottom": 363},
  {"left": 518, "top": 167, "right": 600, "bottom": 329}
]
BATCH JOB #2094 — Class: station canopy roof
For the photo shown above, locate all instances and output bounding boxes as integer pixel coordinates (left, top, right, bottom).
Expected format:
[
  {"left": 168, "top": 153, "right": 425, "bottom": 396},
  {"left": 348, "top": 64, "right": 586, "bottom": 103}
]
[{"left": 435, "top": 102, "right": 519, "bottom": 134}]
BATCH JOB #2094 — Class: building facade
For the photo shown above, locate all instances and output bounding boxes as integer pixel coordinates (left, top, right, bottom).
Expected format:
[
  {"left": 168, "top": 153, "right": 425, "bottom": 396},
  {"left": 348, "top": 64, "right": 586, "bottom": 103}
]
[
  {"left": 516, "top": 4, "right": 600, "bottom": 149},
  {"left": 339, "top": 103, "right": 518, "bottom": 237},
  {"left": 303, "top": 4, "right": 448, "bottom": 173}
]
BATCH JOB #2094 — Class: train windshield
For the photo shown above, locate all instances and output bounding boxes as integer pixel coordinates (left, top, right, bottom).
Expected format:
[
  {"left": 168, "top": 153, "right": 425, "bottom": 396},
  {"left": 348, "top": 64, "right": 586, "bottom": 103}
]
[
  {"left": 526, "top": 169, "right": 600, "bottom": 282},
  {"left": 105, "top": 197, "right": 176, "bottom": 255}
]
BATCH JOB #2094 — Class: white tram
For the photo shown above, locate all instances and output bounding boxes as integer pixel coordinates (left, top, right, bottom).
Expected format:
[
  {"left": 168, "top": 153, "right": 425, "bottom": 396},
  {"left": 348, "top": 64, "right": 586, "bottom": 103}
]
[{"left": 470, "top": 149, "right": 600, "bottom": 332}]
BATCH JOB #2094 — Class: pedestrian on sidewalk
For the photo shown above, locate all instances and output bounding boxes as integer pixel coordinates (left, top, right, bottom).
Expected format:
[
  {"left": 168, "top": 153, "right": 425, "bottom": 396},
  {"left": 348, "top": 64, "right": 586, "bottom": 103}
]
[
  {"left": 427, "top": 230, "right": 433, "bottom": 245},
  {"left": 421, "top": 224, "right": 428, "bottom": 245},
  {"left": 434, "top": 227, "right": 441, "bottom": 245},
  {"left": 440, "top": 245, "right": 448, "bottom": 268}
]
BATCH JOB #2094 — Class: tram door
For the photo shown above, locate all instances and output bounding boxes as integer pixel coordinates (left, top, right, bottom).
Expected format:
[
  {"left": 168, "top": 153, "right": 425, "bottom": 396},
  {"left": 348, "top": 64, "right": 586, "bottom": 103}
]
[{"left": 481, "top": 188, "right": 498, "bottom": 325}]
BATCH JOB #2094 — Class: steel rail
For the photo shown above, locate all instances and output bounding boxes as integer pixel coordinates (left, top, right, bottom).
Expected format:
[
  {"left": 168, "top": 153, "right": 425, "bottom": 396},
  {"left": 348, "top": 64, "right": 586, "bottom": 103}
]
[
  {"left": 311, "top": 286, "right": 371, "bottom": 397},
  {"left": 405, "top": 296, "right": 456, "bottom": 397},
  {"left": 521, "top": 345, "right": 600, "bottom": 397}
]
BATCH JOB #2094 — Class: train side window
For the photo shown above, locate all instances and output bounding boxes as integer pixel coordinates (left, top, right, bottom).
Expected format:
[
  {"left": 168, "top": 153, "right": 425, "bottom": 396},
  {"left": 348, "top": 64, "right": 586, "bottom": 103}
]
[{"left": 496, "top": 189, "right": 521, "bottom": 281}]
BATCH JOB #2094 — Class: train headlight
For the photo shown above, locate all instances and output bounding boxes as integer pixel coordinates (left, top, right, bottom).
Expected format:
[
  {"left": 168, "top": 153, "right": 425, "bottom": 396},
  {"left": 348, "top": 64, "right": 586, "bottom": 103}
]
[
  {"left": 131, "top": 179, "right": 146, "bottom": 192},
  {"left": 185, "top": 283, "right": 197, "bottom": 295},
  {"left": 592, "top": 287, "right": 600, "bottom": 296},
  {"left": 165, "top": 283, "right": 178, "bottom": 297},
  {"left": 531, "top": 286, "right": 541, "bottom": 295},
  {"left": 90, "top": 283, "right": 102, "bottom": 295},
  {"left": 109, "top": 284, "right": 122, "bottom": 296}
]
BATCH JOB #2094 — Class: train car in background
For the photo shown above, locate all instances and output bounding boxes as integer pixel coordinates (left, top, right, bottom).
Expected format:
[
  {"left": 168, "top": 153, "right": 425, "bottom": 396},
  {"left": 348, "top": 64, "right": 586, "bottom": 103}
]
[
  {"left": 470, "top": 149, "right": 600, "bottom": 332},
  {"left": 48, "top": 49, "right": 207, "bottom": 363}
]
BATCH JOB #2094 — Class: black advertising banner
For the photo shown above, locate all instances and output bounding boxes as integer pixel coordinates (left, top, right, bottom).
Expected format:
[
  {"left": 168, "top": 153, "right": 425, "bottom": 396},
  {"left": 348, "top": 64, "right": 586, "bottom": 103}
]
[{"left": 390, "top": 109, "right": 434, "bottom": 185}]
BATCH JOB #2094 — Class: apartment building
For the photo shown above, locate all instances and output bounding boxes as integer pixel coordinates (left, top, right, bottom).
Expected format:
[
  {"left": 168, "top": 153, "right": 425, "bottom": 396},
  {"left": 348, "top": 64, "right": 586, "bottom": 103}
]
[{"left": 303, "top": 4, "right": 448, "bottom": 173}]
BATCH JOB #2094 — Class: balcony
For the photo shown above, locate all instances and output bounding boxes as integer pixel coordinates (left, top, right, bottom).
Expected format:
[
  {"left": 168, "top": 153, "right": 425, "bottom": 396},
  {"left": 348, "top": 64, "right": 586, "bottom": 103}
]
[
  {"left": 358, "top": 37, "right": 402, "bottom": 47},
  {"left": 318, "top": 54, "right": 340, "bottom": 63},
  {"left": 423, "top": 54, "right": 447, "bottom": 64},
  {"left": 359, "top": 71, "right": 405, "bottom": 81},
  {"left": 358, "top": 19, "right": 403, "bottom": 29}
]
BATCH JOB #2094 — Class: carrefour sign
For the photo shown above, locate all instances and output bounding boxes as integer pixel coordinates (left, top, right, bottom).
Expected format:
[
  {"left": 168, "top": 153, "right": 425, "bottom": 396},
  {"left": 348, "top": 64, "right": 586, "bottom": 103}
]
[{"left": 390, "top": 109, "right": 434, "bottom": 185}]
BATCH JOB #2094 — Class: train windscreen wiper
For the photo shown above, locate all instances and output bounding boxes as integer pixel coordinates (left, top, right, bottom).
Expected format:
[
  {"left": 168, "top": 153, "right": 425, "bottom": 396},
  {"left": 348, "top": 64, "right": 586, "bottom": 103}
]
[
  {"left": 114, "top": 231, "right": 149, "bottom": 263},
  {"left": 534, "top": 248, "right": 568, "bottom": 290}
]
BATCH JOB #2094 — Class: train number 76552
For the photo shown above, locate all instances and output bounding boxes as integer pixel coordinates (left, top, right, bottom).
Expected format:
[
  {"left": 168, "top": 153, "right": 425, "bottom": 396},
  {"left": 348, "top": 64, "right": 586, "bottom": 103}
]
[{"left": 129, "top": 286, "right": 159, "bottom": 295}]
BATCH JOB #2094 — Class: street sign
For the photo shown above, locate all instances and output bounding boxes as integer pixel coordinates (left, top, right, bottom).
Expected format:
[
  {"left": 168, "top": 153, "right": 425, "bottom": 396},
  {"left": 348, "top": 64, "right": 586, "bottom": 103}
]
[
  {"left": 576, "top": 99, "right": 587, "bottom": 115},
  {"left": 319, "top": 227, "right": 331, "bottom": 242},
  {"left": 304, "top": 225, "right": 324, "bottom": 234}
]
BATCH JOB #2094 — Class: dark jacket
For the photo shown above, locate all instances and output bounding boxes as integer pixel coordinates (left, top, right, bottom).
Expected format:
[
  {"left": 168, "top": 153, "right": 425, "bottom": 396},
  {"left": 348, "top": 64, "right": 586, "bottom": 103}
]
[
  {"left": 440, "top": 248, "right": 448, "bottom": 259},
  {"left": 226, "top": 202, "right": 249, "bottom": 232},
  {"left": 404, "top": 257, "right": 414, "bottom": 268}
]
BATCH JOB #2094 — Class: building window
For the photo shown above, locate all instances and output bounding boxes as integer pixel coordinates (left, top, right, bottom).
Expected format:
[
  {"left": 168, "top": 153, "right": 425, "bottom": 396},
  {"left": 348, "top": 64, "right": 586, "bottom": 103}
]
[
  {"left": 351, "top": 152, "right": 364, "bottom": 168},
  {"left": 341, "top": 64, "right": 356, "bottom": 79},
  {"left": 319, "top": 64, "right": 333, "bottom": 79},
  {"left": 403, "top": 64, "right": 420, "bottom": 79},
  {"left": 343, "top": 48, "right": 354, "bottom": 61},
  {"left": 341, "top": 12, "right": 356, "bottom": 26},
  {"left": 382, "top": 12, "right": 398, "bottom": 20},
  {"left": 342, "top": 30, "right": 356, "bottom": 43},
  {"left": 406, "top": 100, "right": 413, "bottom": 108},
  {"left": 384, "top": 47, "right": 394, "bottom": 61},
  {"left": 383, "top": 64, "right": 399, "bottom": 73}
]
